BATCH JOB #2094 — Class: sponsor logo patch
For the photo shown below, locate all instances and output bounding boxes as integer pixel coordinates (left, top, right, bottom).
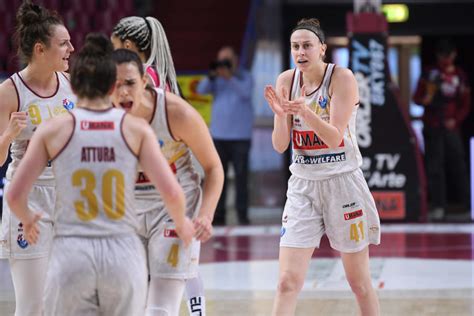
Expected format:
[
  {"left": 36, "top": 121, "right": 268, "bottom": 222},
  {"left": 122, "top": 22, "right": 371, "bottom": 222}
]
[
  {"left": 293, "top": 130, "right": 344, "bottom": 150},
  {"left": 17, "top": 234, "right": 28, "bottom": 249},
  {"left": 293, "top": 152, "right": 346, "bottom": 164},
  {"left": 62, "top": 98, "right": 75, "bottom": 110},
  {"left": 164, "top": 228, "right": 178, "bottom": 238},
  {"left": 318, "top": 95, "right": 328, "bottom": 108},
  {"left": 344, "top": 209, "right": 363, "bottom": 220},
  {"left": 80, "top": 121, "right": 114, "bottom": 130}
]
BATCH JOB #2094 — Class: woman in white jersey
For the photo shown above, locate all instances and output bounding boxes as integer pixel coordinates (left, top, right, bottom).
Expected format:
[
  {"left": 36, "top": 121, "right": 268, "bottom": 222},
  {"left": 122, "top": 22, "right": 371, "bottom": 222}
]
[
  {"left": 111, "top": 17, "right": 222, "bottom": 316},
  {"left": 0, "top": 2, "right": 74, "bottom": 315},
  {"left": 7, "top": 33, "right": 195, "bottom": 315},
  {"left": 264, "top": 18, "right": 381, "bottom": 316},
  {"left": 111, "top": 48, "right": 224, "bottom": 316}
]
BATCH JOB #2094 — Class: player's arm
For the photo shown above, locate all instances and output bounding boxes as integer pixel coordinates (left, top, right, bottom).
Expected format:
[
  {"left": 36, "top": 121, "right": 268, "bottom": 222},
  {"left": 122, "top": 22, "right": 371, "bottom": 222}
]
[
  {"left": 166, "top": 92, "right": 224, "bottom": 241},
  {"left": 0, "top": 80, "right": 25, "bottom": 166},
  {"left": 268, "top": 70, "right": 293, "bottom": 153},
  {"left": 6, "top": 122, "right": 50, "bottom": 228}
]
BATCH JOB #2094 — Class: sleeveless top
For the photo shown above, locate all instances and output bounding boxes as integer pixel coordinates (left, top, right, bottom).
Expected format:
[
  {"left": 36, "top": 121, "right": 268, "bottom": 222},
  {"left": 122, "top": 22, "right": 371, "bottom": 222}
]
[
  {"left": 52, "top": 107, "right": 139, "bottom": 236},
  {"left": 135, "top": 88, "right": 200, "bottom": 203},
  {"left": 6, "top": 72, "right": 76, "bottom": 184},
  {"left": 289, "top": 64, "right": 362, "bottom": 180}
]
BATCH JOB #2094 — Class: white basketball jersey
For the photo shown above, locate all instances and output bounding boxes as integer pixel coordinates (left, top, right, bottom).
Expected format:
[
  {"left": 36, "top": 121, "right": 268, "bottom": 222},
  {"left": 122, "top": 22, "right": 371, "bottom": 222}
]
[
  {"left": 289, "top": 64, "right": 362, "bottom": 180},
  {"left": 135, "top": 88, "right": 200, "bottom": 201},
  {"left": 52, "top": 107, "right": 139, "bottom": 237},
  {"left": 7, "top": 72, "right": 76, "bottom": 183}
]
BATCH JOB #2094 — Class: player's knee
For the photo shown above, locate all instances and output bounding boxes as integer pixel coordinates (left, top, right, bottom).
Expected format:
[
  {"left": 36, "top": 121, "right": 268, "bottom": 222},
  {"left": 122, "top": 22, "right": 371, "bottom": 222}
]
[
  {"left": 277, "top": 271, "right": 304, "bottom": 295},
  {"left": 145, "top": 307, "right": 170, "bottom": 316},
  {"left": 347, "top": 278, "right": 370, "bottom": 297}
]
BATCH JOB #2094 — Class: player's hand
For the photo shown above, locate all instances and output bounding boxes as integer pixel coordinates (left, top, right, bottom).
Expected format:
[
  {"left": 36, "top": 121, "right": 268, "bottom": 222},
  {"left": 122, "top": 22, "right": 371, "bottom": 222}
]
[
  {"left": 193, "top": 215, "right": 213, "bottom": 243},
  {"left": 4, "top": 112, "right": 27, "bottom": 140},
  {"left": 22, "top": 212, "right": 42, "bottom": 245},
  {"left": 264, "top": 85, "right": 288, "bottom": 117},
  {"left": 284, "top": 85, "right": 309, "bottom": 117},
  {"left": 175, "top": 216, "right": 195, "bottom": 248}
]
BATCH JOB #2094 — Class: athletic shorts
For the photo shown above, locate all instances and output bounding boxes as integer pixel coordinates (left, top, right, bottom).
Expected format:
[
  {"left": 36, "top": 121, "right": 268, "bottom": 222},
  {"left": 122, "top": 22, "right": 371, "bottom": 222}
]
[
  {"left": 0, "top": 181, "right": 55, "bottom": 259},
  {"left": 137, "top": 185, "right": 202, "bottom": 279},
  {"left": 44, "top": 235, "right": 147, "bottom": 316},
  {"left": 280, "top": 168, "right": 381, "bottom": 253}
]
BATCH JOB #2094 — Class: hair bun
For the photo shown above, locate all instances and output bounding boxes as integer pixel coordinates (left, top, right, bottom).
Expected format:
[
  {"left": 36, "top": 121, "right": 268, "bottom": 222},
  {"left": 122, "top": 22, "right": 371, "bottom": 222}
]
[
  {"left": 17, "top": 1, "right": 46, "bottom": 26},
  {"left": 81, "top": 33, "right": 114, "bottom": 57}
]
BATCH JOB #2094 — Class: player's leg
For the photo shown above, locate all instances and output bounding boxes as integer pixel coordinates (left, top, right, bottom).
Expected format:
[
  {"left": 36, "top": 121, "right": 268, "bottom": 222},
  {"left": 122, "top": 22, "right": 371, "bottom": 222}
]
[
  {"left": 185, "top": 273, "right": 206, "bottom": 316},
  {"left": 98, "top": 235, "right": 148, "bottom": 316},
  {"left": 9, "top": 257, "right": 48, "bottom": 316},
  {"left": 322, "top": 169, "right": 380, "bottom": 316},
  {"left": 43, "top": 237, "right": 99, "bottom": 316},
  {"left": 341, "top": 247, "right": 380, "bottom": 316},
  {"left": 146, "top": 277, "right": 186, "bottom": 316},
  {"left": 273, "top": 176, "right": 322, "bottom": 315},
  {"left": 272, "top": 247, "right": 314, "bottom": 316},
  {"left": 147, "top": 216, "right": 199, "bottom": 315},
  {"left": 2, "top": 183, "right": 55, "bottom": 316}
]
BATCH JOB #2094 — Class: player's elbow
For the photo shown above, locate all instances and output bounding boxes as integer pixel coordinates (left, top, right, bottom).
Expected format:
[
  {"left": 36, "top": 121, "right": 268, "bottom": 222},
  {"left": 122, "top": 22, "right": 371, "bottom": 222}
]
[
  {"left": 273, "top": 144, "right": 288, "bottom": 154},
  {"left": 5, "top": 187, "right": 20, "bottom": 211},
  {"left": 272, "top": 138, "right": 289, "bottom": 153}
]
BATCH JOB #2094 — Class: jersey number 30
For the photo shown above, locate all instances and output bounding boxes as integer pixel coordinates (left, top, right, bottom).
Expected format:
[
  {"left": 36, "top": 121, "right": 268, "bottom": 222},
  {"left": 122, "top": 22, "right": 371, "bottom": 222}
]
[{"left": 72, "top": 169, "right": 125, "bottom": 221}]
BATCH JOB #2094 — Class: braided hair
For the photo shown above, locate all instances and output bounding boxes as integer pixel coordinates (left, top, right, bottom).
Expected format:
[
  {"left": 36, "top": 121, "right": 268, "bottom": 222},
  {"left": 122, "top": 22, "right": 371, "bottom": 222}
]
[{"left": 112, "top": 16, "right": 179, "bottom": 94}]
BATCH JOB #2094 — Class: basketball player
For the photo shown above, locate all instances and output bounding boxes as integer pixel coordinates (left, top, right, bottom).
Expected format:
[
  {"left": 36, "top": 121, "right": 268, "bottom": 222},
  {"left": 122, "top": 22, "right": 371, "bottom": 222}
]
[
  {"left": 264, "top": 18, "right": 381, "bottom": 316},
  {"left": 7, "top": 33, "right": 195, "bottom": 315},
  {"left": 0, "top": 2, "right": 75, "bottom": 315},
  {"left": 111, "top": 17, "right": 222, "bottom": 315},
  {"left": 111, "top": 16, "right": 178, "bottom": 92},
  {"left": 111, "top": 48, "right": 223, "bottom": 316}
]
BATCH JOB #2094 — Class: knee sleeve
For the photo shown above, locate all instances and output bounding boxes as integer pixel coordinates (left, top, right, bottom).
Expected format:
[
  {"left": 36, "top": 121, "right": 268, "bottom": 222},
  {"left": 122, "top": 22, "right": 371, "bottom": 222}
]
[
  {"left": 146, "top": 277, "right": 185, "bottom": 316},
  {"left": 184, "top": 273, "right": 204, "bottom": 299}
]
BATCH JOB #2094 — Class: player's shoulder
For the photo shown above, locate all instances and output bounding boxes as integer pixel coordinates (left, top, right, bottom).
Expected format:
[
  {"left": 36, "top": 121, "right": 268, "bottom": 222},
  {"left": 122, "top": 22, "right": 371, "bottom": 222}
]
[
  {"left": 277, "top": 69, "right": 296, "bottom": 85},
  {"left": 330, "top": 65, "right": 356, "bottom": 87},
  {"left": 331, "top": 65, "right": 354, "bottom": 80},
  {"left": 37, "top": 111, "right": 74, "bottom": 138},
  {"left": 123, "top": 111, "right": 151, "bottom": 135},
  {"left": 0, "top": 77, "right": 19, "bottom": 113}
]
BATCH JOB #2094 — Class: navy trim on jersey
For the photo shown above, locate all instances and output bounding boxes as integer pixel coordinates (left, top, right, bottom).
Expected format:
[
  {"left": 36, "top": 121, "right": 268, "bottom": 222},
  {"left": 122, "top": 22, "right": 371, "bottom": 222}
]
[
  {"left": 16, "top": 71, "right": 60, "bottom": 99},
  {"left": 50, "top": 112, "right": 75, "bottom": 162},
  {"left": 163, "top": 91, "right": 178, "bottom": 142},
  {"left": 303, "top": 63, "right": 329, "bottom": 97},
  {"left": 120, "top": 112, "right": 139, "bottom": 159}
]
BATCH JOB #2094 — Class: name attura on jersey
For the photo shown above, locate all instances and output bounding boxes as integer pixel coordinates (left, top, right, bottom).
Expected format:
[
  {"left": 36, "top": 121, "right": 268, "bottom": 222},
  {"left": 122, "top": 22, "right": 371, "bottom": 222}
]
[{"left": 81, "top": 147, "right": 116, "bottom": 162}]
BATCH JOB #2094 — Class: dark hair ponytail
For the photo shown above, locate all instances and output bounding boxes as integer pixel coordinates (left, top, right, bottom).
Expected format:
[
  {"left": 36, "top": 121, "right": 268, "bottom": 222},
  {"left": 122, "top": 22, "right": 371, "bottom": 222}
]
[
  {"left": 70, "top": 33, "right": 116, "bottom": 99},
  {"left": 14, "top": 0, "right": 63, "bottom": 63},
  {"left": 111, "top": 48, "right": 144, "bottom": 77}
]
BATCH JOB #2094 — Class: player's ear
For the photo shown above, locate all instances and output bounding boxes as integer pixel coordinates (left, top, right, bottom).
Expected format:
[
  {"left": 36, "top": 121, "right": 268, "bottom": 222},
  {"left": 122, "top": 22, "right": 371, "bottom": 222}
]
[{"left": 124, "top": 39, "right": 133, "bottom": 49}]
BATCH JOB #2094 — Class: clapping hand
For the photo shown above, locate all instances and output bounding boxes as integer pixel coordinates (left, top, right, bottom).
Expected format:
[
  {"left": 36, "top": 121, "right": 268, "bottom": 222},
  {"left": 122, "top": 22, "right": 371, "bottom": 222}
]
[
  {"left": 283, "top": 85, "right": 309, "bottom": 117},
  {"left": 264, "top": 85, "right": 289, "bottom": 117}
]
